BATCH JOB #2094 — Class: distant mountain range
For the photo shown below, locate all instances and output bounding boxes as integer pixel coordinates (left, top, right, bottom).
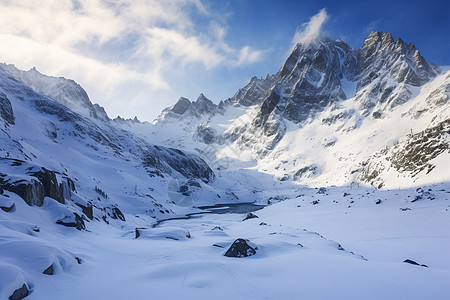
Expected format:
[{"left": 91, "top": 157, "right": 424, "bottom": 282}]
[{"left": 150, "top": 31, "right": 448, "bottom": 188}]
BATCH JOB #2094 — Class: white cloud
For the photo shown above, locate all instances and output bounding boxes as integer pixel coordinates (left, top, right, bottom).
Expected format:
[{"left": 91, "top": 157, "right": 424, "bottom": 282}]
[
  {"left": 0, "top": 0, "right": 263, "bottom": 120},
  {"left": 235, "top": 46, "right": 264, "bottom": 67},
  {"left": 143, "top": 27, "right": 224, "bottom": 69},
  {"left": 292, "top": 8, "right": 328, "bottom": 46}
]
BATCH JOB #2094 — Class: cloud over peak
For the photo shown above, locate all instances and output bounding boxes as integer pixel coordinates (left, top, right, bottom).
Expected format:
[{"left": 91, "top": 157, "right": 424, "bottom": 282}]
[{"left": 292, "top": 8, "right": 329, "bottom": 46}]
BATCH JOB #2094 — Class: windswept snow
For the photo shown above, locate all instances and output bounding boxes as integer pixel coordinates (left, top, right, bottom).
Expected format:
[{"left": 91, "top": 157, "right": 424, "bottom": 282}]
[{"left": 2, "top": 184, "right": 449, "bottom": 299}]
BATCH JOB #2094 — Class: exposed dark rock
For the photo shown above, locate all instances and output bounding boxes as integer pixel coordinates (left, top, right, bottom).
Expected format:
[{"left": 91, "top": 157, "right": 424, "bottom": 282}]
[
  {"left": 194, "top": 124, "right": 217, "bottom": 144},
  {"left": 404, "top": 259, "right": 428, "bottom": 267},
  {"left": 92, "top": 103, "right": 111, "bottom": 122},
  {"left": 275, "top": 36, "right": 356, "bottom": 124},
  {"left": 178, "top": 185, "right": 190, "bottom": 196},
  {"left": 243, "top": 212, "right": 259, "bottom": 221},
  {"left": 33, "top": 168, "right": 67, "bottom": 204},
  {"left": 75, "top": 257, "right": 82, "bottom": 264},
  {"left": 158, "top": 94, "right": 219, "bottom": 121},
  {"left": 226, "top": 75, "right": 276, "bottom": 107},
  {"left": 317, "top": 187, "right": 327, "bottom": 194},
  {"left": 355, "top": 31, "right": 438, "bottom": 114},
  {"left": 9, "top": 284, "right": 29, "bottom": 300},
  {"left": 0, "top": 158, "right": 75, "bottom": 206},
  {"left": 0, "top": 202, "right": 15, "bottom": 212},
  {"left": 372, "top": 111, "right": 382, "bottom": 119},
  {"left": 135, "top": 228, "right": 141, "bottom": 239},
  {"left": 56, "top": 213, "right": 86, "bottom": 230},
  {"left": 111, "top": 207, "right": 125, "bottom": 221},
  {"left": 101, "top": 215, "right": 109, "bottom": 224},
  {"left": 43, "top": 264, "right": 54, "bottom": 275},
  {"left": 210, "top": 226, "right": 223, "bottom": 232},
  {"left": 31, "top": 226, "right": 40, "bottom": 232},
  {"left": 77, "top": 203, "right": 93, "bottom": 220},
  {"left": 359, "top": 119, "right": 449, "bottom": 187},
  {"left": 143, "top": 145, "right": 215, "bottom": 183},
  {"left": 375, "top": 199, "right": 382, "bottom": 204},
  {"left": 171, "top": 97, "right": 192, "bottom": 115},
  {"left": 189, "top": 94, "right": 219, "bottom": 118},
  {"left": 0, "top": 91, "right": 15, "bottom": 125},
  {"left": 278, "top": 174, "right": 289, "bottom": 181},
  {"left": 357, "top": 31, "right": 436, "bottom": 88},
  {"left": 224, "top": 238, "right": 257, "bottom": 258},
  {"left": 294, "top": 165, "right": 317, "bottom": 180},
  {"left": 0, "top": 178, "right": 45, "bottom": 206}
]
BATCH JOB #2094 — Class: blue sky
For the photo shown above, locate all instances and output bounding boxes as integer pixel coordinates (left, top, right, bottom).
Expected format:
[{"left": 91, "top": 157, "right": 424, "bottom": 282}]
[{"left": 0, "top": 0, "right": 448, "bottom": 121}]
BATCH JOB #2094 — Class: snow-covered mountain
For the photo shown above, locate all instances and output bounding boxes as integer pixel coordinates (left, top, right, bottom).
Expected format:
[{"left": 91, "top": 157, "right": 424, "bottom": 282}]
[
  {"left": 148, "top": 31, "right": 449, "bottom": 188},
  {"left": 0, "top": 30, "right": 449, "bottom": 299},
  {"left": 0, "top": 62, "right": 259, "bottom": 298},
  {"left": 0, "top": 63, "right": 111, "bottom": 122}
]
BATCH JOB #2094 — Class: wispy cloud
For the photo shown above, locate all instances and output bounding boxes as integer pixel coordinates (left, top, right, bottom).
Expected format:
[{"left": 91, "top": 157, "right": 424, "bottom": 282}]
[
  {"left": 0, "top": 0, "right": 263, "bottom": 119},
  {"left": 292, "top": 8, "right": 329, "bottom": 46}
]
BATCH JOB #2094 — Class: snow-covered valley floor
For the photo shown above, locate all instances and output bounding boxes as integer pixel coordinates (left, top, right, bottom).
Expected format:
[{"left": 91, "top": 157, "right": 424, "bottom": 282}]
[{"left": 3, "top": 183, "right": 448, "bottom": 299}]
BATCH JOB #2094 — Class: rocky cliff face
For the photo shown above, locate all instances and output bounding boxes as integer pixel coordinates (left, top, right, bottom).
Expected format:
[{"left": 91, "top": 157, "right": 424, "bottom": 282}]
[
  {"left": 224, "top": 35, "right": 357, "bottom": 157},
  {"left": 274, "top": 36, "right": 357, "bottom": 122},
  {"left": 225, "top": 75, "right": 276, "bottom": 107},
  {"left": 359, "top": 118, "right": 450, "bottom": 188},
  {"left": 0, "top": 158, "right": 75, "bottom": 206},
  {"left": 355, "top": 31, "right": 439, "bottom": 115},
  {"left": 0, "top": 91, "right": 15, "bottom": 125},
  {"left": 221, "top": 31, "right": 442, "bottom": 158}
]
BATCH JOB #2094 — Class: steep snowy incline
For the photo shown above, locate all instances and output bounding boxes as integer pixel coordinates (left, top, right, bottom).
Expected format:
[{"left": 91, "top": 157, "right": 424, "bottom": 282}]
[
  {"left": 258, "top": 68, "right": 450, "bottom": 188},
  {"left": 0, "top": 63, "right": 111, "bottom": 122}
]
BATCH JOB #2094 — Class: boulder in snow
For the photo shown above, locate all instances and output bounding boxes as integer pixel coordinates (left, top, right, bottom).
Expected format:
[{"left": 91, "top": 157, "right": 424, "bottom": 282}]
[{"left": 224, "top": 238, "right": 257, "bottom": 258}]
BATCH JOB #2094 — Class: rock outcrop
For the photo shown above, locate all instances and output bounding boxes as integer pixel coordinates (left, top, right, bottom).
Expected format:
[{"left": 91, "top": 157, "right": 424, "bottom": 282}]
[
  {"left": 0, "top": 158, "right": 75, "bottom": 206},
  {"left": 224, "top": 238, "right": 257, "bottom": 258}
]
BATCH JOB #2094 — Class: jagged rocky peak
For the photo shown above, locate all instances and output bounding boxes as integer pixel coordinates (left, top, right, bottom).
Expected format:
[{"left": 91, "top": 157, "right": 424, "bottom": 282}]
[
  {"left": 158, "top": 93, "right": 220, "bottom": 121},
  {"left": 0, "top": 63, "right": 110, "bottom": 122},
  {"left": 260, "top": 35, "right": 357, "bottom": 124},
  {"left": 279, "top": 35, "right": 357, "bottom": 85},
  {"left": 93, "top": 103, "right": 110, "bottom": 122},
  {"left": 226, "top": 74, "right": 276, "bottom": 107},
  {"left": 171, "top": 97, "right": 192, "bottom": 115},
  {"left": 355, "top": 31, "right": 439, "bottom": 115},
  {"left": 357, "top": 31, "right": 437, "bottom": 88},
  {"left": 222, "top": 35, "right": 358, "bottom": 158},
  {"left": 190, "top": 93, "right": 219, "bottom": 117},
  {"left": 113, "top": 115, "right": 141, "bottom": 125}
]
